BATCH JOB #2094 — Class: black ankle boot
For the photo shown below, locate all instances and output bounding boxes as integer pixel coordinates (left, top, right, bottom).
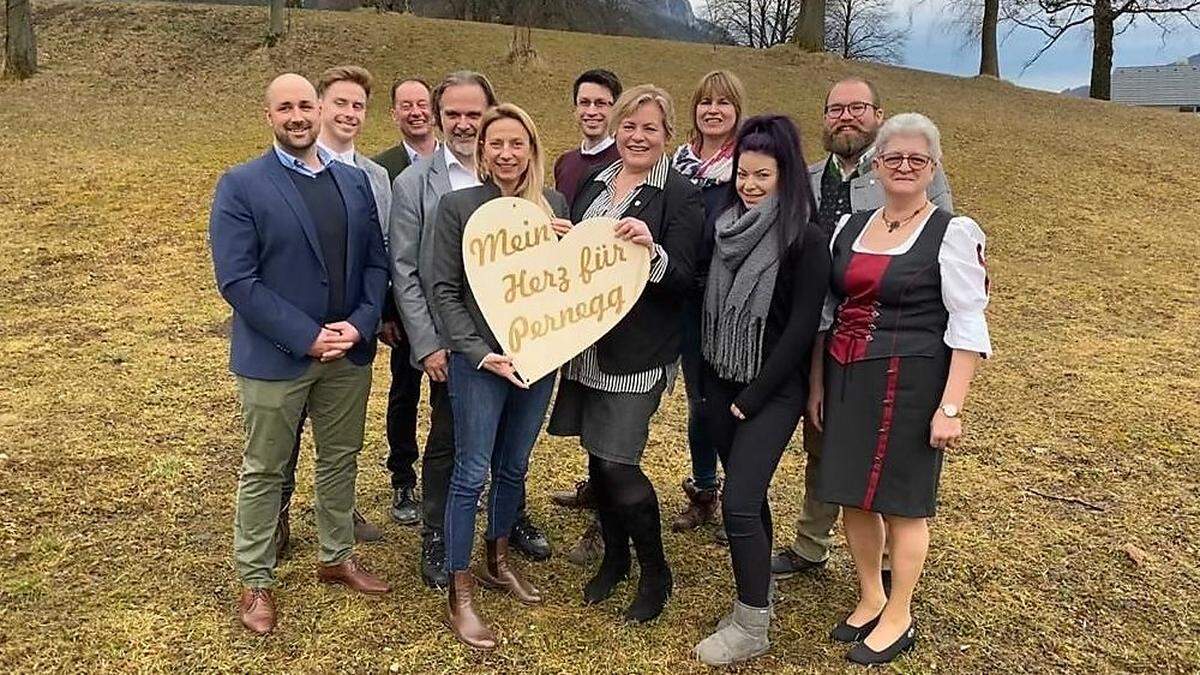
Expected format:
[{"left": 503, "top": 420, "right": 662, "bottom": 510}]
[
  {"left": 620, "top": 495, "right": 672, "bottom": 623},
  {"left": 584, "top": 505, "right": 630, "bottom": 604}
]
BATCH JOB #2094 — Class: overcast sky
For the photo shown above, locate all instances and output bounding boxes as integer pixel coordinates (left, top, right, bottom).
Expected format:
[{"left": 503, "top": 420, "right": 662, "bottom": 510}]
[{"left": 690, "top": 0, "right": 1200, "bottom": 91}]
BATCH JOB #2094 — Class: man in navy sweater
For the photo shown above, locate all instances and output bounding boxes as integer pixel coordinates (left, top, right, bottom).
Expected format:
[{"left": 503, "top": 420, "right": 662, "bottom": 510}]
[{"left": 210, "top": 73, "right": 392, "bottom": 634}]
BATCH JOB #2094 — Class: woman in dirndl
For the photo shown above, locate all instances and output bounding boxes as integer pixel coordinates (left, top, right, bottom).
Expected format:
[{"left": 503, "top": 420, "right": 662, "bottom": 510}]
[{"left": 811, "top": 112, "right": 992, "bottom": 665}]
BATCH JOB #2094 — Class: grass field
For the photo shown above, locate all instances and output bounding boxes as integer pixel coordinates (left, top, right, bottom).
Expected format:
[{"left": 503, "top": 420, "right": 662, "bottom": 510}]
[{"left": 1, "top": 2, "right": 1198, "bottom": 672}]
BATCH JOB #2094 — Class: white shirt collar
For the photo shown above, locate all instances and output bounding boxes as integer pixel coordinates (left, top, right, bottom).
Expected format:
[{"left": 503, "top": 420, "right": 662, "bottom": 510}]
[
  {"left": 317, "top": 140, "right": 357, "bottom": 167},
  {"left": 403, "top": 139, "right": 439, "bottom": 163},
  {"left": 443, "top": 145, "right": 481, "bottom": 190},
  {"left": 581, "top": 135, "right": 615, "bottom": 156}
]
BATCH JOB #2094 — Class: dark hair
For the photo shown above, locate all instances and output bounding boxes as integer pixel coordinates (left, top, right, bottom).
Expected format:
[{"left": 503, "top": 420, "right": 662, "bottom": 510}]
[
  {"left": 824, "top": 77, "right": 881, "bottom": 108},
  {"left": 388, "top": 77, "right": 431, "bottom": 107},
  {"left": 729, "top": 114, "right": 816, "bottom": 255},
  {"left": 572, "top": 69, "right": 622, "bottom": 103},
  {"left": 431, "top": 70, "right": 498, "bottom": 130}
]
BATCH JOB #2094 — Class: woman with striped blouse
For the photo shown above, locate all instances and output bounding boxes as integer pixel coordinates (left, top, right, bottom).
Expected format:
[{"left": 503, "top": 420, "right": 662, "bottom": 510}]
[{"left": 547, "top": 84, "right": 704, "bottom": 623}]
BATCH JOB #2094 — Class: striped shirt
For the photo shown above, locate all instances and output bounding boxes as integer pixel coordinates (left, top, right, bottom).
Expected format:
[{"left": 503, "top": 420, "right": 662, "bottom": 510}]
[{"left": 562, "top": 155, "right": 675, "bottom": 394}]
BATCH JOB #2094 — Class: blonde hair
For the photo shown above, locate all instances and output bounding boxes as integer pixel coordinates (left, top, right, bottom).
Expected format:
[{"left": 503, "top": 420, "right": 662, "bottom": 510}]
[
  {"left": 316, "top": 65, "right": 374, "bottom": 99},
  {"left": 687, "top": 70, "right": 746, "bottom": 145},
  {"left": 607, "top": 84, "right": 676, "bottom": 141},
  {"left": 475, "top": 103, "right": 552, "bottom": 216}
]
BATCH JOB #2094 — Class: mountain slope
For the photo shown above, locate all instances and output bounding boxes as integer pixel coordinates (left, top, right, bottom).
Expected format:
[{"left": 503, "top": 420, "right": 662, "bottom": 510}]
[{"left": 0, "top": 2, "right": 1198, "bottom": 672}]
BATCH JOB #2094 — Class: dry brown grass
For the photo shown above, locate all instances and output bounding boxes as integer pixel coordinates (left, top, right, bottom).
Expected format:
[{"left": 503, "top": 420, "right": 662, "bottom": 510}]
[{"left": 1, "top": 2, "right": 1198, "bottom": 672}]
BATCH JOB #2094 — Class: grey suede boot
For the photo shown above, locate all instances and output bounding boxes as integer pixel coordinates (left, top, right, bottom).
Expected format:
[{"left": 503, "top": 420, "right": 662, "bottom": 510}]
[
  {"left": 716, "top": 579, "right": 777, "bottom": 630},
  {"left": 694, "top": 600, "right": 772, "bottom": 666}
]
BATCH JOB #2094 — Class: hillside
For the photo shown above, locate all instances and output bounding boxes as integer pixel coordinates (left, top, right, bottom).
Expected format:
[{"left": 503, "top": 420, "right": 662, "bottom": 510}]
[{"left": 1, "top": 2, "right": 1198, "bottom": 672}]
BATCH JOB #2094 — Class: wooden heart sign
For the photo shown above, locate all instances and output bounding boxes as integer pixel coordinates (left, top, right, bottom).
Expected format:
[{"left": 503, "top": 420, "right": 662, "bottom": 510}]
[{"left": 462, "top": 196, "right": 651, "bottom": 384}]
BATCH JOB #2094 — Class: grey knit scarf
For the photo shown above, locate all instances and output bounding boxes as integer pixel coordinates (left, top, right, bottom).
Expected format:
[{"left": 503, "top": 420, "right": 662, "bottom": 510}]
[{"left": 702, "top": 194, "right": 782, "bottom": 383}]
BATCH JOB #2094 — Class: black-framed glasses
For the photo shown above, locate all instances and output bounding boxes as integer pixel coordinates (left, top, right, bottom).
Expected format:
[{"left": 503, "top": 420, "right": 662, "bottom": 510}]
[
  {"left": 824, "top": 101, "right": 878, "bottom": 119},
  {"left": 878, "top": 152, "right": 933, "bottom": 171}
]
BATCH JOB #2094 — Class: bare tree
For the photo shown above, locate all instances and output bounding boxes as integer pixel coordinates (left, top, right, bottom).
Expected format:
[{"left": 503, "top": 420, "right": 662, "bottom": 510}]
[
  {"left": 706, "top": 0, "right": 803, "bottom": 48},
  {"left": 825, "top": 0, "right": 906, "bottom": 62},
  {"left": 266, "top": 0, "right": 286, "bottom": 45},
  {"left": 794, "top": 0, "right": 828, "bottom": 50},
  {"left": 4, "top": 0, "right": 37, "bottom": 80},
  {"left": 1007, "top": 0, "right": 1200, "bottom": 100}
]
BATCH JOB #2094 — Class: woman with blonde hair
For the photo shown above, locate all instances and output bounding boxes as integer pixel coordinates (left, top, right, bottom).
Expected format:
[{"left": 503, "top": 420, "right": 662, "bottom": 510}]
[
  {"left": 670, "top": 69, "right": 749, "bottom": 538},
  {"left": 429, "top": 103, "right": 569, "bottom": 650},
  {"left": 548, "top": 84, "right": 704, "bottom": 624}
]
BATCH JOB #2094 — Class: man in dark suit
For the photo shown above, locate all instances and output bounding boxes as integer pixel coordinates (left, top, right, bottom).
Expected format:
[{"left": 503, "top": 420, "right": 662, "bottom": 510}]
[
  {"left": 210, "top": 73, "right": 392, "bottom": 635},
  {"left": 371, "top": 76, "right": 440, "bottom": 526}
]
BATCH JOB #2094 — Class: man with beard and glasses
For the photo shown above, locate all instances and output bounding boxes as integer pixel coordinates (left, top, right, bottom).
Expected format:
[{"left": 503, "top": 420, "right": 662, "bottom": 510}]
[
  {"left": 770, "top": 76, "right": 954, "bottom": 581},
  {"left": 390, "top": 71, "right": 555, "bottom": 588},
  {"left": 272, "top": 66, "right": 391, "bottom": 556},
  {"left": 210, "top": 73, "right": 392, "bottom": 635}
]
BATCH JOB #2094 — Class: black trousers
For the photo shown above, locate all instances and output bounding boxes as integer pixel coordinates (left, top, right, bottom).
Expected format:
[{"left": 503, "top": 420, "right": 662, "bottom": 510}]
[
  {"left": 421, "top": 379, "right": 457, "bottom": 533},
  {"left": 705, "top": 365, "right": 806, "bottom": 607},
  {"left": 280, "top": 344, "right": 424, "bottom": 507}
]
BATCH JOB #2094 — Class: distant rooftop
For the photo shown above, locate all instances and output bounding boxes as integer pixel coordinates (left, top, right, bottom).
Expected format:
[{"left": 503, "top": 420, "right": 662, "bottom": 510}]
[{"left": 1112, "top": 63, "right": 1200, "bottom": 107}]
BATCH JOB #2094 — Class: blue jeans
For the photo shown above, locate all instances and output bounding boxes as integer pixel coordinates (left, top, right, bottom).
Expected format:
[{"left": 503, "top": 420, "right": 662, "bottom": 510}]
[
  {"left": 444, "top": 352, "right": 554, "bottom": 572},
  {"left": 681, "top": 297, "right": 720, "bottom": 490}
]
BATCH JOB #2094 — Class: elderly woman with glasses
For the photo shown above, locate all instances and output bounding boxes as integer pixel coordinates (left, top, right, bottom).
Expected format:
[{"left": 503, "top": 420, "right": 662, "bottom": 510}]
[{"left": 810, "top": 113, "right": 992, "bottom": 665}]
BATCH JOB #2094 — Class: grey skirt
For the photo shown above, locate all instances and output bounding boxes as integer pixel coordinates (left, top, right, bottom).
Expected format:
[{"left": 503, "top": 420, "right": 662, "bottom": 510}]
[{"left": 547, "top": 377, "right": 667, "bottom": 466}]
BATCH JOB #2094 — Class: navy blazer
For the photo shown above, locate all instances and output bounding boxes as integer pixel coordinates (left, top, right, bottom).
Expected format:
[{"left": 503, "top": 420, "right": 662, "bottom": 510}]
[{"left": 209, "top": 149, "right": 391, "bottom": 380}]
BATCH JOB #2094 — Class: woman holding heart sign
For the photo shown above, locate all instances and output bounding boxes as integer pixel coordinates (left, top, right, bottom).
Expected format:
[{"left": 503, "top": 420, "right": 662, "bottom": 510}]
[
  {"left": 547, "top": 84, "right": 704, "bottom": 625},
  {"left": 691, "top": 115, "right": 831, "bottom": 666},
  {"left": 428, "top": 103, "right": 569, "bottom": 651}
]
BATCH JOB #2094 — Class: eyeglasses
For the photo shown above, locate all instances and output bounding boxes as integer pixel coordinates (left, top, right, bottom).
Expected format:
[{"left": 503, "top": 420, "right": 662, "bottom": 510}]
[
  {"left": 824, "top": 101, "right": 878, "bottom": 119},
  {"left": 878, "top": 153, "right": 933, "bottom": 171},
  {"left": 577, "top": 99, "right": 613, "bottom": 110}
]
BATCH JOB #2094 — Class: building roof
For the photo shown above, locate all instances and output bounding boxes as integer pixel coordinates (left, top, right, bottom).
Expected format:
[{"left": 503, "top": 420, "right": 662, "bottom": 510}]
[{"left": 1112, "top": 64, "right": 1200, "bottom": 106}]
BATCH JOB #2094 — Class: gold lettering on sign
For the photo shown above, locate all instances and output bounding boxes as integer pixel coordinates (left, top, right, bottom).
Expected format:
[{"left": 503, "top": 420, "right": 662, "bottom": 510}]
[
  {"left": 502, "top": 266, "right": 572, "bottom": 303},
  {"left": 469, "top": 222, "right": 556, "bottom": 267},
  {"left": 507, "top": 286, "right": 627, "bottom": 353},
  {"left": 579, "top": 243, "right": 629, "bottom": 284}
]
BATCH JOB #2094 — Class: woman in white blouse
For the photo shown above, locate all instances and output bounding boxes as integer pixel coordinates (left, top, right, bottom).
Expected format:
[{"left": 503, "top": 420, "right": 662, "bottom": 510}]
[{"left": 808, "top": 113, "right": 992, "bottom": 665}]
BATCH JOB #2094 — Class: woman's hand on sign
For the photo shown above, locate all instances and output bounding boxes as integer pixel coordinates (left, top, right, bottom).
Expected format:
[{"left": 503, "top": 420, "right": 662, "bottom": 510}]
[
  {"left": 551, "top": 217, "right": 573, "bottom": 237},
  {"left": 614, "top": 217, "right": 654, "bottom": 250},
  {"left": 481, "top": 353, "right": 529, "bottom": 389}
]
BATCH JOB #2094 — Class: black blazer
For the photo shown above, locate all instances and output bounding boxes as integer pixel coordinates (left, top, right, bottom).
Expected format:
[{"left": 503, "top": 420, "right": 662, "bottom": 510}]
[
  {"left": 430, "top": 182, "right": 570, "bottom": 368},
  {"left": 571, "top": 165, "right": 704, "bottom": 375}
]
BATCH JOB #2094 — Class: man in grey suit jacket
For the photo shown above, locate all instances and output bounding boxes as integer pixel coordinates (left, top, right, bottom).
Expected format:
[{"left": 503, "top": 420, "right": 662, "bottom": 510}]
[
  {"left": 772, "top": 77, "right": 954, "bottom": 580},
  {"left": 276, "top": 65, "right": 398, "bottom": 550}
]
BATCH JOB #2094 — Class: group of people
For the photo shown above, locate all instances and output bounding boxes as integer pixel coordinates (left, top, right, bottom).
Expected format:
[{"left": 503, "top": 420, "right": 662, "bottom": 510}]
[{"left": 208, "top": 62, "right": 992, "bottom": 667}]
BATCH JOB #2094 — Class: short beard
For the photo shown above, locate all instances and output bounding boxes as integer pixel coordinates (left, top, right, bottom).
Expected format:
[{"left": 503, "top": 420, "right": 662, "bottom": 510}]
[
  {"left": 447, "top": 134, "right": 476, "bottom": 160},
  {"left": 822, "top": 125, "right": 875, "bottom": 162},
  {"left": 274, "top": 125, "right": 316, "bottom": 154}
]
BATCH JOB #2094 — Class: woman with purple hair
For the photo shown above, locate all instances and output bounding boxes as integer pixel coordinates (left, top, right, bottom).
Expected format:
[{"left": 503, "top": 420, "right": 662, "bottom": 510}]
[{"left": 692, "top": 115, "right": 830, "bottom": 666}]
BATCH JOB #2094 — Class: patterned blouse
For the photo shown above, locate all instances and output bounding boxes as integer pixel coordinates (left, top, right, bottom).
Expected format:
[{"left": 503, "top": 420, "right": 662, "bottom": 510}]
[{"left": 562, "top": 155, "right": 674, "bottom": 394}]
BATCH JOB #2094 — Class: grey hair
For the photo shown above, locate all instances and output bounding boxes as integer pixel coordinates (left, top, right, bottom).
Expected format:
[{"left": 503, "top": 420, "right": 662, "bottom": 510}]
[{"left": 876, "top": 113, "right": 942, "bottom": 162}]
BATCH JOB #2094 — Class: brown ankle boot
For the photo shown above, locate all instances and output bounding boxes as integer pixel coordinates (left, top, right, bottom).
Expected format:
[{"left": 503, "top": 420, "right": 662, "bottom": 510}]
[
  {"left": 671, "top": 477, "right": 721, "bottom": 532},
  {"left": 447, "top": 571, "right": 497, "bottom": 650},
  {"left": 474, "top": 537, "right": 543, "bottom": 604}
]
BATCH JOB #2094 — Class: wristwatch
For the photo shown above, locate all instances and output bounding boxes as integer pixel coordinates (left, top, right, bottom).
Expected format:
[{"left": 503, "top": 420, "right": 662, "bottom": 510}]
[{"left": 939, "top": 403, "right": 960, "bottom": 418}]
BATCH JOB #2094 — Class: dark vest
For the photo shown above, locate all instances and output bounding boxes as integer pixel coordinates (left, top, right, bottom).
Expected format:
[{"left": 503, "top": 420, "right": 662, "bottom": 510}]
[{"left": 828, "top": 208, "right": 952, "bottom": 364}]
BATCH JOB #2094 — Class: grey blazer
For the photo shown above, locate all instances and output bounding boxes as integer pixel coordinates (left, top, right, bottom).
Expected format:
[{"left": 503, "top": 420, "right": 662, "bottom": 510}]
[
  {"left": 354, "top": 153, "right": 392, "bottom": 244},
  {"left": 807, "top": 147, "right": 954, "bottom": 214},
  {"left": 430, "top": 183, "right": 570, "bottom": 368},
  {"left": 388, "top": 151, "right": 455, "bottom": 369}
]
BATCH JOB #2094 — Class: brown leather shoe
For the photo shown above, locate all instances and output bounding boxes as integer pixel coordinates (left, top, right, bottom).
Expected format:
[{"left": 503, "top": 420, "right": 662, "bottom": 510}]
[
  {"left": 317, "top": 556, "right": 391, "bottom": 595},
  {"left": 551, "top": 479, "right": 596, "bottom": 510},
  {"left": 447, "top": 570, "right": 497, "bottom": 650},
  {"left": 353, "top": 509, "right": 383, "bottom": 543},
  {"left": 238, "top": 587, "right": 276, "bottom": 635},
  {"left": 670, "top": 477, "right": 721, "bottom": 532},
  {"left": 474, "top": 537, "right": 543, "bottom": 604},
  {"left": 566, "top": 518, "right": 605, "bottom": 566},
  {"left": 274, "top": 505, "right": 291, "bottom": 560}
]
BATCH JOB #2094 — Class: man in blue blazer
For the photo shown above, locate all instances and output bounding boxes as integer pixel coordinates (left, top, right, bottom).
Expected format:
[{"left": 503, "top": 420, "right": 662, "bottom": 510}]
[{"left": 209, "top": 73, "right": 392, "bottom": 635}]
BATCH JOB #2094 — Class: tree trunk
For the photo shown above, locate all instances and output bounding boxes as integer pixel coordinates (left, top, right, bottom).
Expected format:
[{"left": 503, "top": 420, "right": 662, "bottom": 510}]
[
  {"left": 794, "top": 0, "right": 826, "bottom": 51},
  {"left": 978, "top": 0, "right": 999, "bottom": 77},
  {"left": 1089, "top": 0, "right": 1113, "bottom": 100},
  {"left": 267, "top": 0, "right": 285, "bottom": 43},
  {"left": 4, "top": 0, "right": 37, "bottom": 80},
  {"left": 841, "top": 0, "right": 851, "bottom": 58}
]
